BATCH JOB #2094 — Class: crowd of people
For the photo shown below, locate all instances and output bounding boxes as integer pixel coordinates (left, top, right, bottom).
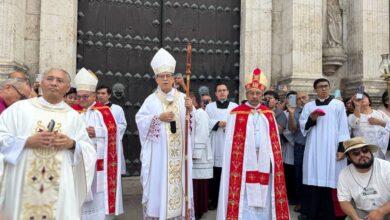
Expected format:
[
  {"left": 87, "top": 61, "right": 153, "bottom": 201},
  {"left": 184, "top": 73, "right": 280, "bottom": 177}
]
[{"left": 0, "top": 47, "right": 389, "bottom": 220}]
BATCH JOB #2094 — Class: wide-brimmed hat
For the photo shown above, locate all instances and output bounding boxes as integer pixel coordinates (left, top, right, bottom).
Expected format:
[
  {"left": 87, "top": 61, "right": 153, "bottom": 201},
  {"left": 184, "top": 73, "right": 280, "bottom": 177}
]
[{"left": 343, "top": 137, "right": 378, "bottom": 154}]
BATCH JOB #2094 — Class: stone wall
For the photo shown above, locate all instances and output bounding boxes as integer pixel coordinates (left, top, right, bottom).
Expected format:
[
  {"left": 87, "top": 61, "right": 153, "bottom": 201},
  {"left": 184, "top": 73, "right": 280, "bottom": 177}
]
[
  {"left": 0, "top": 0, "right": 77, "bottom": 81},
  {"left": 276, "top": 0, "right": 324, "bottom": 93},
  {"left": 335, "top": 0, "right": 389, "bottom": 104}
]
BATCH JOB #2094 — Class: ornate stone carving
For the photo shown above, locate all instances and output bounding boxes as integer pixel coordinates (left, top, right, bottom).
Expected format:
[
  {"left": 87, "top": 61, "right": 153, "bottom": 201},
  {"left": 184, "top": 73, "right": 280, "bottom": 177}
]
[{"left": 323, "top": 0, "right": 347, "bottom": 76}]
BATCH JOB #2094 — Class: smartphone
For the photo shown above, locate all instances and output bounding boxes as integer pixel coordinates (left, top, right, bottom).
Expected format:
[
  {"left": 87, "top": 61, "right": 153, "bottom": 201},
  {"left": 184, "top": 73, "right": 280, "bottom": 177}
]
[
  {"left": 288, "top": 94, "right": 297, "bottom": 108},
  {"left": 47, "top": 119, "right": 55, "bottom": 132},
  {"left": 356, "top": 86, "right": 364, "bottom": 100},
  {"left": 334, "top": 89, "right": 341, "bottom": 99}
]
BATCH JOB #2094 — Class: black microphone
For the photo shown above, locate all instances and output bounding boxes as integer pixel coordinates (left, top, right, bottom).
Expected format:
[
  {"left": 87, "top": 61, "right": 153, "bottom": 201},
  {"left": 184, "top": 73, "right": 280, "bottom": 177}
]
[{"left": 170, "top": 121, "right": 176, "bottom": 134}]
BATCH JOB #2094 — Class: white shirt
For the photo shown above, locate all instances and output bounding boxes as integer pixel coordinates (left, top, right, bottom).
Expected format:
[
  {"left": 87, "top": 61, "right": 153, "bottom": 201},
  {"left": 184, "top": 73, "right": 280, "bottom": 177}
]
[
  {"left": 205, "top": 101, "right": 238, "bottom": 167},
  {"left": 337, "top": 158, "right": 390, "bottom": 212},
  {"left": 348, "top": 110, "right": 389, "bottom": 158}
]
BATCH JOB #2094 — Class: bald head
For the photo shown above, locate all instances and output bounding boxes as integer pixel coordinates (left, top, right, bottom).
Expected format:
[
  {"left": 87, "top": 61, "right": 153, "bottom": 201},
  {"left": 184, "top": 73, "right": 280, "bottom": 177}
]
[
  {"left": 9, "top": 71, "right": 28, "bottom": 81},
  {"left": 0, "top": 78, "right": 31, "bottom": 106}
]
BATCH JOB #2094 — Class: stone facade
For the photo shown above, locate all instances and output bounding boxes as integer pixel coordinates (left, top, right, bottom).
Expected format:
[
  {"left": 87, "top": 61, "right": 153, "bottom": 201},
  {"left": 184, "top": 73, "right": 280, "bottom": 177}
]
[
  {"left": 0, "top": 0, "right": 77, "bottom": 82},
  {"left": 0, "top": 0, "right": 389, "bottom": 100}
]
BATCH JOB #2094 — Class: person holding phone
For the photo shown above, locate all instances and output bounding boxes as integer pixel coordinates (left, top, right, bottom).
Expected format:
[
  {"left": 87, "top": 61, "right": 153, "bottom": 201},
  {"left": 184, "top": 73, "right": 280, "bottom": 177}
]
[
  {"left": 299, "top": 78, "right": 350, "bottom": 220},
  {"left": 348, "top": 92, "right": 389, "bottom": 159},
  {"left": 287, "top": 91, "right": 309, "bottom": 213}
]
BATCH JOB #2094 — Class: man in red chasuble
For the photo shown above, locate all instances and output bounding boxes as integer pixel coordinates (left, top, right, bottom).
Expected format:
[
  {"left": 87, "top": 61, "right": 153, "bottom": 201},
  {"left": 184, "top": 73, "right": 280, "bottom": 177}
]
[{"left": 217, "top": 68, "right": 290, "bottom": 220}]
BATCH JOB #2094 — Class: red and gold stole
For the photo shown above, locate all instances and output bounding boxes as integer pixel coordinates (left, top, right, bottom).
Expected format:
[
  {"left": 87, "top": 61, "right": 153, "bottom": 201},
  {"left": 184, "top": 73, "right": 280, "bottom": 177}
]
[
  {"left": 73, "top": 103, "right": 118, "bottom": 214},
  {"left": 226, "top": 104, "right": 289, "bottom": 220}
]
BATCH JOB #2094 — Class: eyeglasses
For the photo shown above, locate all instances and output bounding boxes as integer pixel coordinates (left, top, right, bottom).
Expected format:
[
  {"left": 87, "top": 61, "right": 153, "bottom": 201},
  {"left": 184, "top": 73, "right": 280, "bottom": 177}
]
[
  {"left": 77, "top": 94, "right": 92, "bottom": 100},
  {"left": 316, "top": 84, "right": 330, "bottom": 89},
  {"left": 156, "top": 74, "right": 173, "bottom": 79},
  {"left": 350, "top": 146, "right": 370, "bottom": 157},
  {"left": 11, "top": 85, "right": 28, "bottom": 100}
]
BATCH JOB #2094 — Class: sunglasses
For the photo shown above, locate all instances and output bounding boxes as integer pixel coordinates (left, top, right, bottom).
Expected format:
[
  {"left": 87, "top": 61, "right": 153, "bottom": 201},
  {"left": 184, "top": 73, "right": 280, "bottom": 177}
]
[{"left": 349, "top": 146, "right": 370, "bottom": 157}]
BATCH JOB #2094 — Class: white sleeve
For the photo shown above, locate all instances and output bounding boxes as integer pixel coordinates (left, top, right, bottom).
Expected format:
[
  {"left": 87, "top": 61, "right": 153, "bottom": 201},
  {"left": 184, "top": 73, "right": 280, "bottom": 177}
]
[
  {"left": 115, "top": 106, "right": 127, "bottom": 138},
  {"left": 135, "top": 96, "right": 162, "bottom": 144},
  {"left": 0, "top": 104, "right": 27, "bottom": 165},
  {"left": 337, "top": 170, "right": 352, "bottom": 202},
  {"left": 337, "top": 102, "right": 350, "bottom": 142}
]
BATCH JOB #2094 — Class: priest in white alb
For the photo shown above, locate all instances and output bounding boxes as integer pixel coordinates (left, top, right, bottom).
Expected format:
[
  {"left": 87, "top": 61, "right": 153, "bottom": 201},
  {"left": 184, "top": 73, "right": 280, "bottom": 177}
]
[
  {"left": 136, "top": 48, "right": 195, "bottom": 219},
  {"left": 72, "top": 68, "right": 123, "bottom": 219},
  {"left": 217, "top": 68, "right": 290, "bottom": 220},
  {"left": 0, "top": 68, "right": 96, "bottom": 220}
]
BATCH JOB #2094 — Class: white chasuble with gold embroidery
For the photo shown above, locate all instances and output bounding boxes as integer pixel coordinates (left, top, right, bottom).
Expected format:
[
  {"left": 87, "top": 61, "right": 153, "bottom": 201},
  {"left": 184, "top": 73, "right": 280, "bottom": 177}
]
[
  {"left": 0, "top": 97, "right": 96, "bottom": 220},
  {"left": 136, "top": 88, "right": 194, "bottom": 219}
]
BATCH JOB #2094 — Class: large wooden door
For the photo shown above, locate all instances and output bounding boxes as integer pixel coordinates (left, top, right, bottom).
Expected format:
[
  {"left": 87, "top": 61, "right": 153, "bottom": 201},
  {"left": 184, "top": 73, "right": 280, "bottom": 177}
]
[{"left": 77, "top": 0, "right": 240, "bottom": 176}]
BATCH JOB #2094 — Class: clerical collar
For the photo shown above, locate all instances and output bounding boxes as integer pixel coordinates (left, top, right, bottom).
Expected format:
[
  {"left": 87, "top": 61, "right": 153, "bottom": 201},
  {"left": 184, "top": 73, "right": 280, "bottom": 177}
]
[
  {"left": 38, "top": 97, "right": 66, "bottom": 109},
  {"left": 216, "top": 100, "right": 229, "bottom": 109},
  {"left": 157, "top": 87, "right": 176, "bottom": 102},
  {"left": 245, "top": 102, "right": 261, "bottom": 109},
  {"left": 315, "top": 95, "right": 334, "bottom": 106}
]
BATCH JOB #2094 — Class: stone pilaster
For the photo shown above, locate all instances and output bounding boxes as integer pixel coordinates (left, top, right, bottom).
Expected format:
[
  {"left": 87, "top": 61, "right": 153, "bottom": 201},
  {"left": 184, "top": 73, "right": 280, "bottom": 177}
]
[
  {"left": 24, "top": 0, "right": 41, "bottom": 79},
  {"left": 0, "top": 0, "right": 28, "bottom": 80},
  {"left": 239, "top": 0, "right": 272, "bottom": 100},
  {"left": 39, "top": 0, "right": 78, "bottom": 79},
  {"left": 276, "top": 0, "right": 324, "bottom": 93},
  {"left": 343, "top": 0, "right": 389, "bottom": 102}
]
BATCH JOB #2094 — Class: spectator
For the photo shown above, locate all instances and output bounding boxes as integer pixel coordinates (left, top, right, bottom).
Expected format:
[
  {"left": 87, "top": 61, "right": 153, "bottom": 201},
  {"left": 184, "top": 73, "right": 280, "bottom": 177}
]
[
  {"left": 264, "top": 90, "right": 287, "bottom": 135},
  {"left": 338, "top": 137, "right": 390, "bottom": 220},
  {"left": 0, "top": 78, "right": 31, "bottom": 114},
  {"left": 344, "top": 97, "right": 355, "bottom": 116},
  {"left": 283, "top": 91, "right": 298, "bottom": 206},
  {"left": 349, "top": 93, "right": 388, "bottom": 158},
  {"left": 287, "top": 91, "right": 309, "bottom": 213},
  {"left": 64, "top": 87, "right": 78, "bottom": 106}
]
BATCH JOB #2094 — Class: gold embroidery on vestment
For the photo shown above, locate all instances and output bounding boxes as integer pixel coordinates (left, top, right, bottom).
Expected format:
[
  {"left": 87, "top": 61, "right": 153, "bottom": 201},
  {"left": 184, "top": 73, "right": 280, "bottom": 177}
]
[{"left": 156, "top": 91, "right": 183, "bottom": 219}]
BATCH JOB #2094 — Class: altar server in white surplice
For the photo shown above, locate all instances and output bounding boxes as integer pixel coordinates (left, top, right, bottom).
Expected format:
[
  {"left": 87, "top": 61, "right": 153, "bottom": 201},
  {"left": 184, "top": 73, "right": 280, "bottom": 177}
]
[
  {"left": 73, "top": 68, "right": 124, "bottom": 220},
  {"left": 299, "top": 78, "right": 350, "bottom": 219},
  {"left": 0, "top": 68, "right": 96, "bottom": 220},
  {"left": 96, "top": 85, "right": 128, "bottom": 175},
  {"left": 136, "top": 48, "right": 195, "bottom": 219},
  {"left": 205, "top": 83, "right": 237, "bottom": 209}
]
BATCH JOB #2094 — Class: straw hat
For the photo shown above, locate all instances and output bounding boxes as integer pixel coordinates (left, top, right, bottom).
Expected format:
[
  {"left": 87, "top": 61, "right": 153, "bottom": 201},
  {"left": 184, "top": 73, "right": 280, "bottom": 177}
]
[{"left": 343, "top": 137, "right": 378, "bottom": 154}]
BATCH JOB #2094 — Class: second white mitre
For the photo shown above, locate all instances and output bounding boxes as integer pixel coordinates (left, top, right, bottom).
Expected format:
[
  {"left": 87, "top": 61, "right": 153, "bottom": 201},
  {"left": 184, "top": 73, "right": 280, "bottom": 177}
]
[
  {"left": 151, "top": 48, "right": 176, "bottom": 75},
  {"left": 75, "top": 68, "right": 99, "bottom": 92}
]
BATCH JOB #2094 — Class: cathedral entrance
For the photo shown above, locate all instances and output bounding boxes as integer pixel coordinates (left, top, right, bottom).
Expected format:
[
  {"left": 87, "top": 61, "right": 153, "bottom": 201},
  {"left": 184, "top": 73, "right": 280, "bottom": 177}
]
[{"left": 77, "top": 0, "right": 240, "bottom": 176}]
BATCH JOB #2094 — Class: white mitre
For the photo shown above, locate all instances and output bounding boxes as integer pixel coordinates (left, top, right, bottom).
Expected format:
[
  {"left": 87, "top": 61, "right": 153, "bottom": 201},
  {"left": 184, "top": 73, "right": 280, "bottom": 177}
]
[
  {"left": 150, "top": 48, "right": 176, "bottom": 75},
  {"left": 75, "top": 68, "right": 98, "bottom": 92}
]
